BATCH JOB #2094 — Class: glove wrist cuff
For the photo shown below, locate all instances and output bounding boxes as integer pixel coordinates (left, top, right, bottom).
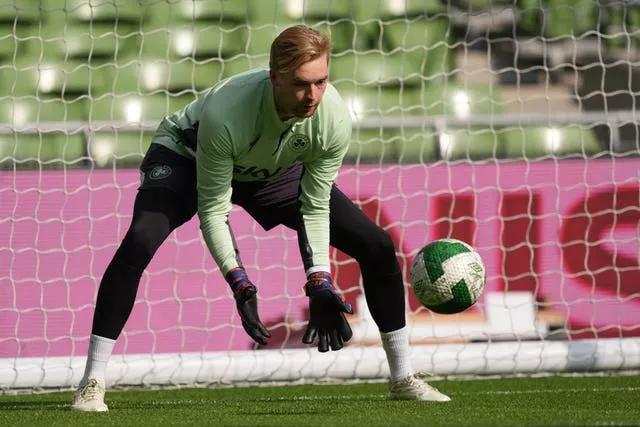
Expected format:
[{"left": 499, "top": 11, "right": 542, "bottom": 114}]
[
  {"left": 304, "top": 271, "right": 333, "bottom": 296},
  {"left": 306, "top": 271, "right": 332, "bottom": 281},
  {"left": 226, "top": 267, "right": 250, "bottom": 293}
]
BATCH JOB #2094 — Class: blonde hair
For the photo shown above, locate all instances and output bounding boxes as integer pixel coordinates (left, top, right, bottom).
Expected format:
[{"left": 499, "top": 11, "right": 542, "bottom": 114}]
[{"left": 269, "top": 25, "right": 331, "bottom": 74}]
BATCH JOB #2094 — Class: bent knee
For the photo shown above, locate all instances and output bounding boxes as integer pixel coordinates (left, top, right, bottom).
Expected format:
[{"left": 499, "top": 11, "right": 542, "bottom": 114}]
[
  {"left": 126, "top": 212, "right": 172, "bottom": 259},
  {"left": 357, "top": 228, "right": 398, "bottom": 266}
]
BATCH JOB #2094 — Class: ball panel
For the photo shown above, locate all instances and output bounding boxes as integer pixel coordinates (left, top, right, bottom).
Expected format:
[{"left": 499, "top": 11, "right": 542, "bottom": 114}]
[
  {"left": 410, "top": 238, "right": 486, "bottom": 315},
  {"left": 410, "top": 254, "right": 431, "bottom": 304},
  {"left": 422, "top": 239, "right": 472, "bottom": 284},
  {"left": 465, "top": 254, "right": 486, "bottom": 300},
  {"left": 413, "top": 252, "right": 476, "bottom": 306},
  {"left": 425, "top": 279, "right": 474, "bottom": 314}
]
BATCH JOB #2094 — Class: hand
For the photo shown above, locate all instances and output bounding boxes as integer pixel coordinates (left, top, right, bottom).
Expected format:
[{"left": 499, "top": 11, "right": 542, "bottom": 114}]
[
  {"left": 302, "top": 271, "right": 353, "bottom": 352},
  {"left": 226, "top": 267, "right": 271, "bottom": 345}
]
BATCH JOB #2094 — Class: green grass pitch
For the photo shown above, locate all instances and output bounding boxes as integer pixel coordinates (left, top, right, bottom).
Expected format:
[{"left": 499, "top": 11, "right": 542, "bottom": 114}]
[{"left": 1, "top": 375, "right": 639, "bottom": 426}]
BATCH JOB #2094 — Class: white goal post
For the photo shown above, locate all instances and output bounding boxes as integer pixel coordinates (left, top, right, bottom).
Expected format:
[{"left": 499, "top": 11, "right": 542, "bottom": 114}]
[{"left": 2, "top": 0, "right": 640, "bottom": 391}]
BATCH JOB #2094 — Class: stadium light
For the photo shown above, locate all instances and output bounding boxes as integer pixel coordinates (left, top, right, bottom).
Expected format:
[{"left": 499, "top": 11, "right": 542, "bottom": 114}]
[
  {"left": 173, "top": 30, "right": 195, "bottom": 57},
  {"left": 346, "top": 96, "right": 365, "bottom": 122},
  {"left": 453, "top": 91, "right": 471, "bottom": 119},
  {"left": 10, "top": 103, "right": 27, "bottom": 127},
  {"left": 439, "top": 131, "right": 453, "bottom": 159},
  {"left": 142, "top": 63, "right": 163, "bottom": 90},
  {"left": 90, "top": 136, "right": 114, "bottom": 167},
  {"left": 545, "top": 127, "right": 562, "bottom": 153},
  {"left": 388, "top": 0, "right": 407, "bottom": 15},
  {"left": 37, "top": 67, "right": 57, "bottom": 93},
  {"left": 125, "top": 99, "right": 143, "bottom": 123},
  {"left": 286, "top": 0, "right": 304, "bottom": 18}
]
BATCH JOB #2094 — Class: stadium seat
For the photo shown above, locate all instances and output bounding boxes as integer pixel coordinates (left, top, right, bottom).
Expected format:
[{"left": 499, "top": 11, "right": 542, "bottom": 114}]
[
  {"left": 142, "top": 0, "right": 248, "bottom": 24},
  {"left": 0, "top": 0, "right": 40, "bottom": 24},
  {"left": 0, "top": 97, "right": 86, "bottom": 124},
  {"left": 0, "top": 28, "right": 17, "bottom": 58},
  {"left": 345, "top": 127, "right": 399, "bottom": 164},
  {"left": 333, "top": 82, "right": 423, "bottom": 121},
  {"left": 290, "top": 0, "right": 356, "bottom": 53},
  {"left": 88, "top": 93, "right": 194, "bottom": 123},
  {"left": 248, "top": 0, "right": 355, "bottom": 54},
  {"left": 0, "top": 97, "right": 87, "bottom": 169},
  {"left": 380, "top": 17, "right": 454, "bottom": 86},
  {"left": 605, "top": 3, "right": 640, "bottom": 49},
  {"left": 449, "top": 0, "right": 506, "bottom": 12},
  {"left": 411, "top": 82, "right": 504, "bottom": 117},
  {"left": 49, "top": 0, "right": 143, "bottom": 24},
  {"left": 500, "top": 126, "right": 603, "bottom": 160},
  {"left": 86, "top": 94, "right": 192, "bottom": 168},
  {"left": 351, "top": 0, "right": 450, "bottom": 55},
  {"left": 0, "top": 132, "right": 86, "bottom": 169},
  {"left": 0, "top": 20, "right": 36, "bottom": 60},
  {"left": 334, "top": 82, "right": 438, "bottom": 163},
  {"left": 351, "top": 0, "right": 446, "bottom": 21},
  {"left": 400, "top": 83, "right": 504, "bottom": 163},
  {"left": 516, "top": 0, "right": 539, "bottom": 36},
  {"left": 545, "top": 0, "right": 598, "bottom": 40},
  {"left": 34, "top": 13, "right": 138, "bottom": 60},
  {"left": 88, "top": 131, "right": 152, "bottom": 168},
  {"left": 330, "top": 52, "right": 424, "bottom": 88},
  {"left": 1, "top": 59, "right": 112, "bottom": 98},
  {"left": 249, "top": 0, "right": 352, "bottom": 25},
  {"left": 221, "top": 55, "right": 269, "bottom": 79},
  {"left": 349, "top": 0, "right": 454, "bottom": 84},
  {"left": 517, "top": 0, "right": 598, "bottom": 39},
  {"left": 395, "top": 127, "right": 439, "bottom": 163},
  {"left": 136, "top": 22, "right": 245, "bottom": 60},
  {"left": 138, "top": 0, "right": 249, "bottom": 60},
  {"left": 439, "top": 128, "right": 502, "bottom": 161},
  {"left": 107, "top": 57, "right": 224, "bottom": 95}
]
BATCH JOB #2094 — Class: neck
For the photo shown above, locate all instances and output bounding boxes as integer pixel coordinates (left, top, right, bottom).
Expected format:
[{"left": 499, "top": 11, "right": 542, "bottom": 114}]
[{"left": 272, "top": 88, "right": 293, "bottom": 122}]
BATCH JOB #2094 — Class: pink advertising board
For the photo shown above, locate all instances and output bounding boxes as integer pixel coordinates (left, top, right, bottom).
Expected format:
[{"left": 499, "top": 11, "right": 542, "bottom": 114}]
[{"left": 1, "top": 159, "right": 639, "bottom": 358}]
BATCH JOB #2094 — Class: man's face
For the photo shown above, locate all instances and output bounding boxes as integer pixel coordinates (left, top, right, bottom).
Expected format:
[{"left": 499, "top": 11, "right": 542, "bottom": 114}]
[{"left": 271, "top": 53, "right": 329, "bottom": 120}]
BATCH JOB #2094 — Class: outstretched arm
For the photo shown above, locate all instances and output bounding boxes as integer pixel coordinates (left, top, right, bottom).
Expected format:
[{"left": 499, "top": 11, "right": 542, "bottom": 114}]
[
  {"left": 298, "top": 114, "right": 353, "bottom": 352},
  {"left": 196, "top": 116, "right": 238, "bottom": 275},
  {"left": 196, "top": 114, "right": 270, "bottom": 345}
]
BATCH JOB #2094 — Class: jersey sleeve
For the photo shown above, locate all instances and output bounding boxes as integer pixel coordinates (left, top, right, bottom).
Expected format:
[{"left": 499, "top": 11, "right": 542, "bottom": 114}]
[
  {"left": 298, "top": 114, "right": 352, "bottom": 273},
  {"left": 196, "top": 111, "right": 240, "bottom": 277}
]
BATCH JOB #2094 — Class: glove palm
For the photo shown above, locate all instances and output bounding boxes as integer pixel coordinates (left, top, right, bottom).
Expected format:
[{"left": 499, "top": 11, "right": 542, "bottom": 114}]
[
  {"left": 302, "top": 272, "right": 353, "bottom": 352},
  {"left": 226, "top": 267, "right": 271, "bottom": 345}
]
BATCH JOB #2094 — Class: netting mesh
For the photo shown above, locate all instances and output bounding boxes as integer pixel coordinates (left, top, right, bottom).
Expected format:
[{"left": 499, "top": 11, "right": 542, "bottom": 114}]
[{"left": 1, "top": 0, "right": 640, "bottom": 389}]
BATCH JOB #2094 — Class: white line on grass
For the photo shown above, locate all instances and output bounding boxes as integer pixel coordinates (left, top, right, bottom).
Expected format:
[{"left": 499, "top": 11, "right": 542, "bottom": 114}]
[
  {"left": 137, "top": 386, "right": 640, "bottom": 405},
  {"left": 459, "top": 386, "right": 640, "bottom": 396},
  {"left": 3, "top": 387, "right": 639, "bottom": 410}
]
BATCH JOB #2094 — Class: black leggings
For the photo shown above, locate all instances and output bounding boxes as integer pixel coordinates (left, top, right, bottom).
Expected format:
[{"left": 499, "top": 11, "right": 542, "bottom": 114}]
[{"left": 91, "top": 186, "right": 405, "bottom": 340}]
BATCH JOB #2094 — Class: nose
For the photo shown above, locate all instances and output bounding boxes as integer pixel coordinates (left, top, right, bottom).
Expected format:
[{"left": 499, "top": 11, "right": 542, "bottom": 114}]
[{"left": 306, "top": 85, "right": 318, "bottom": 103}]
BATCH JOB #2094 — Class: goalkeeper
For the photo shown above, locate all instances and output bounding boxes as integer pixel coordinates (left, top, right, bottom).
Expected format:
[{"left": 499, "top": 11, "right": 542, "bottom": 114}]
[{"left": 71, "top": 25, "right": 450, "bottom": 412}]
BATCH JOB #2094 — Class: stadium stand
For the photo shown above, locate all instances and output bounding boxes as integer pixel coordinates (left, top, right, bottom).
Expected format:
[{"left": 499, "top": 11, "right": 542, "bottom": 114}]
[
  {"left": 0, "top": 0, "right": 621, "bottom": 169},
  {"left": 0, "top": 97, "right": 86, "bottom": 169}
]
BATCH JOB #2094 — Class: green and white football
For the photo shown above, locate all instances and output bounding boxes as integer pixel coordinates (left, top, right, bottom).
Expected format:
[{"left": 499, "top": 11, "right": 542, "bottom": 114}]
[{"left": 410, "top": 239, "right": 486, "bottom": 314}]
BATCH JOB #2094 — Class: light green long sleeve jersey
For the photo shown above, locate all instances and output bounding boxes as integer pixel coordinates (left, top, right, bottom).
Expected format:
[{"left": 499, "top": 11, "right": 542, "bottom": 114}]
[{"left": 151, "top": 68, "right": 352, "bottom": 276}]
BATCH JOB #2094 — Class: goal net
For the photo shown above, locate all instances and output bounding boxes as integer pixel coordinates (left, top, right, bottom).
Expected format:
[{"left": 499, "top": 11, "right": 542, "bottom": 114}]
[{"left": 2, "top": 0, "right": 640, "bottom": 391}]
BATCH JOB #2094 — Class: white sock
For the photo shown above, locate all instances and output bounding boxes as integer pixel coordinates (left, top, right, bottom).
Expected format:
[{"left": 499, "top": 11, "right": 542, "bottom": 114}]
[
  {"left": 380, "top": 326, "right": 413, "bottom": 381},
  {"left": 80, "top": 334, "right": 116, "bottom": 386}
]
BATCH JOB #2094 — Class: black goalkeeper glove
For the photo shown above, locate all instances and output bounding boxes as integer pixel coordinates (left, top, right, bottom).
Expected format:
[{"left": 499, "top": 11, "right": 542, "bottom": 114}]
[
  {"left": 302, "top": 271, "right": 354, "bottom": 352},
  {"left": 226, "top": 267, "right": 271, "bottom": 345}
]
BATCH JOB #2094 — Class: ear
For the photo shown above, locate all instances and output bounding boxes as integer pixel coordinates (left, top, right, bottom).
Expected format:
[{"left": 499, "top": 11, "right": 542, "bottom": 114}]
[{"left": 269, "top": 68, "right": 278, "bottom": 87}]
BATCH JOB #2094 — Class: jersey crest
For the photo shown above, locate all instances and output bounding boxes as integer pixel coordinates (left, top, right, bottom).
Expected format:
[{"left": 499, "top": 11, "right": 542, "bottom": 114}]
[{"left": 287, "top": 134, "right": 311, "bottom": 153}]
